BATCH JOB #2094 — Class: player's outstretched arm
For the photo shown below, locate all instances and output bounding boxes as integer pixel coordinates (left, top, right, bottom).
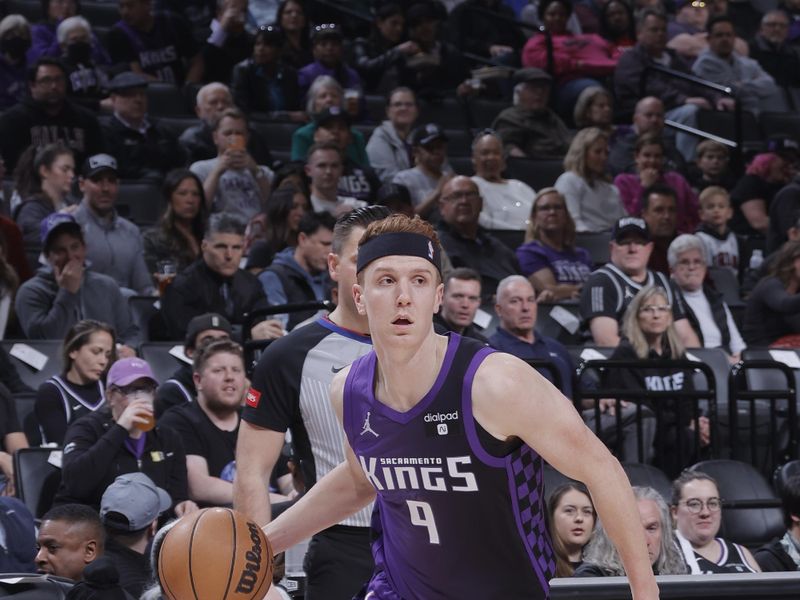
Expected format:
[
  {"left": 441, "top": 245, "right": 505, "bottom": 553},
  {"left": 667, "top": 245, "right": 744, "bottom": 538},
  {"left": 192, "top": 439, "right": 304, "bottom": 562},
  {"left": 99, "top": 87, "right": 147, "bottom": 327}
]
[
  {"left": 263, "top": 368, "right": 376, "bottom": 554},
  {"left": 473, "top": 353, "right": 659, "bottom": 600},
  {"left": 233, "top": 421, "right": 287, "bottom": 525}
]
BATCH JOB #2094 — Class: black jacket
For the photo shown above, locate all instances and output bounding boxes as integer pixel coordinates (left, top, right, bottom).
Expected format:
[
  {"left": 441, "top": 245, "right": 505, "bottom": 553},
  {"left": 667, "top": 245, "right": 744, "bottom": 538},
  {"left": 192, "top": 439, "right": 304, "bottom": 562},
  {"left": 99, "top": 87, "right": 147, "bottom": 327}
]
[
  {"left": 102, "top": 115, "right": 186, "bottom": 180},
  {"left": 55, "top": 409, "right": 188, "bottom": 511},
  {"left": 263, "top": 260, "right": 321, "bottom": 330},
  {"left": 678, "top": 282, "right": 732, "bottom": 351},
  {"left": 203, "top": 30, "right": 253, "bottom": 85},
  {"left": 0, "top": 97, "right": 104, "bottom": 170},
  {"left": 754, "top": 537, "right": 799, "bottom": 572},
  {"left": 161, "top": 259, "right": 270, "bottom": 340},
  {"left": 231, "top": 59, "right": 301, "bottom": 116}
]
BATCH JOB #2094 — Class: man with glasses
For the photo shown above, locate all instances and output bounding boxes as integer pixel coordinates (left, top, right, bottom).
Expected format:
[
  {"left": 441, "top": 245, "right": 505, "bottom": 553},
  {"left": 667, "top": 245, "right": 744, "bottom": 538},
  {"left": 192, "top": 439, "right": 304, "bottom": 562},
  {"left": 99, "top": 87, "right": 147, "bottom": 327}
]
[
  {"left": 750, "top": 10, "right": 800, "bottom": 89},
  {"left": 436, "top": 176, "right": 521, "bottom": 302},
  {"left": 0, "top": 57, "right": 104, "bottom": 170},
  {"left": 579, "top": 216, "right": 699, "bottom": 347}
]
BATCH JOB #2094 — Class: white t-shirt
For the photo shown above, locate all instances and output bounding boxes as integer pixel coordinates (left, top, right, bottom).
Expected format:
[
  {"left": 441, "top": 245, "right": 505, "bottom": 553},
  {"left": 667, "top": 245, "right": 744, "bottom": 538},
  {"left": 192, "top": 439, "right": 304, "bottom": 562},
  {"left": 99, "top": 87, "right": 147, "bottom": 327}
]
[
  {"left": 190, "top": 158, "right": 273, "bottom": 221},
  {"left": 555, "top": 171, "right": 627, "bottom": 233},
  {"left": 473, "top": 176, "right": 535, "bottom": 231}
]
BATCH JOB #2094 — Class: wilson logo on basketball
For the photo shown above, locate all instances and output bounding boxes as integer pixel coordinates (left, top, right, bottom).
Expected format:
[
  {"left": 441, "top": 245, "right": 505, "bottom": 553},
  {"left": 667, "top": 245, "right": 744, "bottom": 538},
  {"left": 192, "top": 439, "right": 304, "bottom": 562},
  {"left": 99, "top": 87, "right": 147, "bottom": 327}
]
[
  {"left": 245, "top": 389, "right": 261, "bottom": 408},
  {"left": 235, "top": 522, "right": 264, "bottom": 594}
]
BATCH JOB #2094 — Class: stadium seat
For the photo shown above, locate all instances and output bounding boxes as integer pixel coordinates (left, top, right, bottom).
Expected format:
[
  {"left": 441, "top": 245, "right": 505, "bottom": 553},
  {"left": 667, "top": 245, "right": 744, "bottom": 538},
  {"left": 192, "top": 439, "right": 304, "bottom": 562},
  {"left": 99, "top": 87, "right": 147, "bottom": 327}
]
[
  {"left": 708, "top": 267, "right": 744, "bottom": 309},
  {"left": 448, "top": 156, "right": 474, "bottom": 176},
  {"left": 364, "top": 94, "right": 386, "bottom": 123},
  {"left": 760, "top": 112, "right": 800, "bottom": 142},
  {"left": 773, "top": 459, "right": 800, "bottom": 497},
  {"left": 543, "top": 463, "right": 575, "bottom": 503},
  {"left": 444, "top": 129, "right": 472, "bottom": 157},
  {"left": 139, "top": 342, "right": 190, "bottom": 387},
  {"left": 488, "top": 229, "right": 525, "bottom": 253},
  {"left": 147, "top": 83, "right": 192, "bottom": 117},
  {"left": 689, "top": 459, "right": 784, "bottom": 547},
  {"left": 683, "top": 347, "right": 730, "bottom": 419},
  {"left": 157, "top": 116, "right": 201, "bottom": 140},
  {"left": 622, "top": 462, "right": 673, "bottom": 502},
  {"left": 129, "top": 296, "right": 172, "bottom": 343},
  {"left": 575, "top": 231, "right": 612, "bottom": 267},
  {"left": 0, "top": 340, "right": 62, "bottom": 390},
  {"left": 249, "top": 121, "right": 300, "bottom": 153},
  {"left": 504, "top": 158, "right": 563, "bottom": 191},
  {"left": 116, "top": 181, "right": 164, "bottom": 227},
  {"left": 13, "top": 447, "right": 62, "bottom": 519},
  {"left": 0, "top": 573, "right": 74, "bottom": 598},
  {"left": 536, "top": 302, "right": 582, "bottom": 346},
  {"left": 13, "top": 392, "right": 40, "bottom": 447},
  {"left": 468, "top": 99, "right": 506, "bottom": 129},
  {"left": 3, "top": 0, "right": 39, "bottom": 21},
  {"left": 417, "top": 98, "right": 469, "bottom": 130},
  {"left": 81, "top": 1, "right": 119, "bottom": 27}
]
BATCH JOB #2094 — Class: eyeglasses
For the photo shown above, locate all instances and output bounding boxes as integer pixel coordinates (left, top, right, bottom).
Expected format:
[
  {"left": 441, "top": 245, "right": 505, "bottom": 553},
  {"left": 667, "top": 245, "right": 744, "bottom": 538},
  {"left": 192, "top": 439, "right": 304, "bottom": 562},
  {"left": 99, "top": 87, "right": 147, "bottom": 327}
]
[
  {"left": 639, "top": 305, "right": 671, "bottom": 315},
  {"left": 680, "top": 497, "right": 722, "bottom": 513},
  {"left": 390, "top": 101, "right": 416, "bottom": 108},
  {"left": 442, "top": 191, "right": 480, "bottom": 203},
  {"left": 115, "top": 384, "right": 156, "bottom": 399}
]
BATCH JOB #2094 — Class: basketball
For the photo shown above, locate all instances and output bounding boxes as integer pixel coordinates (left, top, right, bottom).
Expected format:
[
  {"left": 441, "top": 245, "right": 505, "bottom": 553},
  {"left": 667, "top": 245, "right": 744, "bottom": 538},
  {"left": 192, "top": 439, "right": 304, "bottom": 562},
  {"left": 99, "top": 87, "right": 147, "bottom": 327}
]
[{"left": 158, "top": 508, "right": 273, "bottom": 600}]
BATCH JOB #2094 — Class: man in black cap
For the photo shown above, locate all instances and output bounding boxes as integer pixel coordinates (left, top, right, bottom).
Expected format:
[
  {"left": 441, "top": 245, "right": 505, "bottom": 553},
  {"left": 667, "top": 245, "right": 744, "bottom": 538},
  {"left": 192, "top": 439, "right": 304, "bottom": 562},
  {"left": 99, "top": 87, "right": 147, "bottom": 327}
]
[
  {"left": 73, "top": 153, "right": 154, "bottom": 296},
  {"left": 579, "top": 216, "right": 699, "bottom": 348},
  {"left": 100, "top": 473, "right": 171, "bottom": 598},
  {"left": 312, "top": 106, "right": 380, "bottom": 204},
  {"left": 392, "top": 122, "right": 453, "bottom": 216},
  {"left": 15, "top": 213, "right": 139, "bottom": 350},
  {"left": 0, "top": 57, "right": 104, "bottom": 170},
  {"left": 492, "top": 67, "right": 571, "bottom": 160},
  {"left": 298, "top": 23, "right": 362, "bottom": 95},
  {"left": 101, "top": 72, "right": 186, "bottom": 180},
  {"left": 154, "top": 312, "right": 233, "bottom": 417}
]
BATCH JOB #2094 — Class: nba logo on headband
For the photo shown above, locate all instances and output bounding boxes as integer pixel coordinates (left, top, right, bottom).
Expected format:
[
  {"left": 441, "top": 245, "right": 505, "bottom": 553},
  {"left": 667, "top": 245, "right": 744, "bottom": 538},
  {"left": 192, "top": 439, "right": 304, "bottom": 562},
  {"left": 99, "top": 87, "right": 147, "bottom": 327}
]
[{"left": 427, "top": 241, "right": 434, "bottom": 260}]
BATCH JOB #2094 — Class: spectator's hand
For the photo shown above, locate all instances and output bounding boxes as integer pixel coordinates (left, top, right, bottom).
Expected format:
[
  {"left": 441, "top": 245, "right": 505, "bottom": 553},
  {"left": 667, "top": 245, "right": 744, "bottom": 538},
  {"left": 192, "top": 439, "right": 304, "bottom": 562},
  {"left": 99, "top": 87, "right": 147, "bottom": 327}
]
[
  {"left": 489, "top": 44, "right": 513, "bottom": 57},
  {"left": 727, "top": 352, "right": 741, "bottom": 364},
  {"left": 537, "top": 289, "right": 556, "bottom": 303},
  {"left": 117, "top": 344, "right": 137, "bottom": 359},
  {"left": 251, "top": 319, "right": 285, "bottom": 340},
  {"left": 55, "top": 258, "right": 84, "bottom": 294},
  {"left": 598, "top": 398, "right": 629, "bottom": 416},
  {"left": 716, "top": 97, "right": 736, "bottom": 111},
  {"left": 685, "top": 97, "right": 711, "bottom": 109},
  {"left": 220, "top": 7, "right": 245, "bottom": 31},
  {"left": 116, "top": 398, "right": 154, "bottom": 434},
  {"left": 639, "top": 167, "right": 660, "bottom": 188},
  {"left": 690, "top": 415, "right": 711, "bottom": 447},
  {"left": 175, "top": 500, "right": 199, "bottom": 517},
  {"left": 0, "top": 452, "right": 15, "bottom": 497},
  {"left": 397, "top": 41, "right": 421, "bottom": 56},
  {"left": 456, "top": 80, "right": 479, "bottom": 98},
  {"left": 508, "top": 146, "right": 526, "bottom": 158}
]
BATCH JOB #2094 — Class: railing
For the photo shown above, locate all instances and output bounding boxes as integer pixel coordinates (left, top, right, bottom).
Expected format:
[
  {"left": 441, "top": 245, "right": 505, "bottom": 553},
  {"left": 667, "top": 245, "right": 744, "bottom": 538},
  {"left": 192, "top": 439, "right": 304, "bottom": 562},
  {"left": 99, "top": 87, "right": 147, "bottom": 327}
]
[
  {"left": 575, "top": 359, "right": 718, "bottom": 465},
  {"left": 641, "top": 63, "right": 744, "bottom": 167}
]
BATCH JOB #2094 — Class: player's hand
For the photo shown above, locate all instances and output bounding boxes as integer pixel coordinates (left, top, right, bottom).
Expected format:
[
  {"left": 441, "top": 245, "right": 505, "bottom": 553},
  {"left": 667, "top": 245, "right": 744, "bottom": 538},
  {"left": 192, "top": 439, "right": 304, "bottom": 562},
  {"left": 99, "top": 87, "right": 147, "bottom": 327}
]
[
  {"left": 175, "top": 500, "right": 199, "bottom": 517},
  {"left": 251, "top": 319, "right": 285, "bottom": 340},
  {"left": 116, "top": 399, "right": 154, "bottom": 434},
  {"left": 55, "top": 258, "right": 84, "bottom": 294}
]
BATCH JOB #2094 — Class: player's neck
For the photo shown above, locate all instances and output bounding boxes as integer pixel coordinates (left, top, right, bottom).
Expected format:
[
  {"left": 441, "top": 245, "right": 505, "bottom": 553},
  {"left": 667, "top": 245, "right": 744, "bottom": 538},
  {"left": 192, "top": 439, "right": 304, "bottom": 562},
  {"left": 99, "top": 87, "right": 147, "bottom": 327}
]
[{"left": 373, "top": 331, "right": 446, "bottom": 412}]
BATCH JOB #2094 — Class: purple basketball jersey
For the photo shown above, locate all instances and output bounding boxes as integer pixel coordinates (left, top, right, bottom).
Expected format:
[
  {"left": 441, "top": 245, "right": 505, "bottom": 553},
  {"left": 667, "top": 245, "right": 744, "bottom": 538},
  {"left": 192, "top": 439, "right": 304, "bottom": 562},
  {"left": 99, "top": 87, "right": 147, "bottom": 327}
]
[{"left": 343, "top": 333, "right": 555, "bottom": 599}]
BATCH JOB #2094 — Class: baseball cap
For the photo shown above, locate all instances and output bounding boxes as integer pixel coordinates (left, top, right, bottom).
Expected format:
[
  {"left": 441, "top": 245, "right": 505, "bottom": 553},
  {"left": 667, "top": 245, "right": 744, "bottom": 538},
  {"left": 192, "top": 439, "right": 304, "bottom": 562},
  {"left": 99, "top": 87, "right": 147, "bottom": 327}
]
[
  {"left": 314, "top": 105, "right": 352, "bottom": 128},
  {"left": 40, "top": 212, "right": 82, "bottom": 248},
  {"left": 100, "top": 473, "right": 171, "bottom": 532},
  {"left": 82, "top": 153, "right": 118, "bottom": 179},
  {"left": 612, "top": 217, "right": 650, "bottom": 242},
  {"left": 410, "top": 123, "right": 447, "bottom": 147},
  {"left": 767, "top": 136, "right": 800, "bottom": 159},
  {"left": 513, "top": 67, "right": 552, "bottom": 85},
  {"left": 108, "top": 71, "right": 149, "bottom": 93},
  {"left": 185, "top": 313, "right": 233, "bottom": 349},
  {"left": 107, "top": 357, "right": 158, "bottom": 388}
]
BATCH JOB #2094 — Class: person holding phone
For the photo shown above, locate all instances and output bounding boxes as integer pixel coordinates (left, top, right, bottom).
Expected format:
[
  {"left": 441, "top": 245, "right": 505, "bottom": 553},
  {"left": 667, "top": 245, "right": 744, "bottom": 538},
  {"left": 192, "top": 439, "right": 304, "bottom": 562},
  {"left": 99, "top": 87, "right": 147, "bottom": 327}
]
[{"left": 190, "top": 107, "right": 273, "bottom": 222}]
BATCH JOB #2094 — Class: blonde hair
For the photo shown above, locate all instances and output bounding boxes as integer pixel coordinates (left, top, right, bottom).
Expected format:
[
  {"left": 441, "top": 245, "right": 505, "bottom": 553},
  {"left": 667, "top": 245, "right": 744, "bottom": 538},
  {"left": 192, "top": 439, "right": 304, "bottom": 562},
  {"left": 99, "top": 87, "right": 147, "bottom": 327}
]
[
  {"left": 621, "top": 286, "right": 684, "bottom": 359},
  {"left": 573, "top": 87, "right": 612, "bottom": 129},
  {"left": 698, "top": 185, "right": 730, "bottom": 209},
  {"left": 524, "top": 187, "right": 576, "bottom": 248},
  {"left": 563, "top": 127, "right": 610, "bottom": 184}
]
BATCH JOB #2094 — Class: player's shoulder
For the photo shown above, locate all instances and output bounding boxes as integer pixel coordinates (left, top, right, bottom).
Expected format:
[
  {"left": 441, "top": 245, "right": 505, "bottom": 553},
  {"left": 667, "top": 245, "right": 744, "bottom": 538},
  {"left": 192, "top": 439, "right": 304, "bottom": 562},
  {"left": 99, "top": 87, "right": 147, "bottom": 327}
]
[
  {"left": 473, "top": 350, "right": 533, "bottom": 388},
  {"left": 255, "top": 320, "right": 331, "bottom": 369}
]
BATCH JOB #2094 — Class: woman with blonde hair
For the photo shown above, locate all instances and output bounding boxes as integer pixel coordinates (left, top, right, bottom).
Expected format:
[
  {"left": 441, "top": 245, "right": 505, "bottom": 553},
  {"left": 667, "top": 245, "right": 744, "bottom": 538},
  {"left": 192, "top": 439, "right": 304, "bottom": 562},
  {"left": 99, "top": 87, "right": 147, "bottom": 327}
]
[
  {"left": 573, "top": 87, "right": 614, "bottom": 134},
  {"left": 607, "top": 285, "right": 707, "bottom": 475},
  {"left": 516, "top": 187, "right": 592, "bottom": 301},
  {"left": 555, "top": 127, "right": 626, "bottom": 233}
]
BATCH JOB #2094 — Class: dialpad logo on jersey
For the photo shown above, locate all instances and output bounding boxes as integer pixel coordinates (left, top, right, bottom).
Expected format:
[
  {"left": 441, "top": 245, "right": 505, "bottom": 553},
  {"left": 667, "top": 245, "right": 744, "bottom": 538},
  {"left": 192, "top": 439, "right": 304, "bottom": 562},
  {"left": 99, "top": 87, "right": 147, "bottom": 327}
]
[
  {"left": 359, "top": 455, "right": 479, "bottom": 492},
  {"left": 423, "top": 411, "right": 461, "bottom": 437},
  {"left": 245, "top": 388, "right": 261, "bottom": 408}
]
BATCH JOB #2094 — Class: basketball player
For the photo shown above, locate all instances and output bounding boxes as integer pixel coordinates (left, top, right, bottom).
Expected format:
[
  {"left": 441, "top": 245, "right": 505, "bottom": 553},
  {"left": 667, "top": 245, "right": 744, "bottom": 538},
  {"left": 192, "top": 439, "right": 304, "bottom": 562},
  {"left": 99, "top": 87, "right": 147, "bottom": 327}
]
[
  {"left": 263, "top": 215, "right": 659, "bottom": 599},
  {"left": 234, "top": 206, "right": 391, "bottom": 600}
]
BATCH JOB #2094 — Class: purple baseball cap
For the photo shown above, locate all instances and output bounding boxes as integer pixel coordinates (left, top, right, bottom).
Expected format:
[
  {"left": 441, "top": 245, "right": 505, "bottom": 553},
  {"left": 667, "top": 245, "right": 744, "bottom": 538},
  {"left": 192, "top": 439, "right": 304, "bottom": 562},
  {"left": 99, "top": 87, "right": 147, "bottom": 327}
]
[
  {"left": 40, "top": 212, "right": 82, "bottom": 248},
  {"left": 107, "top": 357, "right": 158, "bottom": 388}
]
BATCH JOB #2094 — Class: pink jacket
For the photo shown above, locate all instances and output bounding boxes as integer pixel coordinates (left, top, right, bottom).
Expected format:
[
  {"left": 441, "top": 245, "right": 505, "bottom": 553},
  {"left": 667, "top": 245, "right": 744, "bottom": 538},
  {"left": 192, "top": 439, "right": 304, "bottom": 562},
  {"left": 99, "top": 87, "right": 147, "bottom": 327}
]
[
  {"left": 613, "top": 171, "right": 700, "bottom": 234},
  {"left": 522, "top": 32, "right": 620, "bottom": 83}
]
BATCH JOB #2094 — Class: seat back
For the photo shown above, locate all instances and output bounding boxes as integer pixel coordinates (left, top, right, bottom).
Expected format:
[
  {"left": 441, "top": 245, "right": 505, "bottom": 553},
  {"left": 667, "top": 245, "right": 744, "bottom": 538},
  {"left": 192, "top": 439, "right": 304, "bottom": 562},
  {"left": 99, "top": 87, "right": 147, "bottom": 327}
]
[
  {"left": 147, "top": 83, "right": 191, "bottom": 117},
  {"left": 622, "top": 463, "right": 673, "bottom": 502},
  {"left": 128, "top": 296, "right": 172, "bottom": 343},
  {"left": 13, "top": 392, "right": 40, "bottom": 447},
  {"left": 543, "top": 463, "right": 576, "bottom": 504},
  {"left": 689, "top": 459, "right": 785, "bottom": 547},
  {"left": 536, "top": 303, "right": 583, "bottom": 346},
  {"left": 708, "top": 267, "right": 744, "bottom": 309},
  {"left": 0, "top": 340, "right": 63, "bottom": 390},
  {"left": 0, "top": 574, "right": 73, "bottom": 599},
  {"left": 683, "top": 347, "right": 730, "bottom": 419},
  {"left": 116, "top": 181, "right": 164, "bottom": 227},
  {"left": 505, "top": 158, "right": 563, "bottom": 190},
  {"left": 249, "top": 121, "right": 301, "bottom": 152},
  {"left": 139, "top": 342, "right": 190, "bottom": 387},
  {"left": 575, "top": 231, "right": 612, "bottom": 267},
  {"left": 13, "top": 447, "right": 62, "bottom": 519}
]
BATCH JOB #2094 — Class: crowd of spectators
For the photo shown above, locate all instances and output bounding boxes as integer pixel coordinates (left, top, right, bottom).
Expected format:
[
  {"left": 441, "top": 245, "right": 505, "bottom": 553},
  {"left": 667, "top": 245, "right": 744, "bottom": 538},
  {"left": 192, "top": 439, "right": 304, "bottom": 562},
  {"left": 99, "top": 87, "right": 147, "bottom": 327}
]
[{"left": 2, "top": 0, "right": 800, "bottom": 596}]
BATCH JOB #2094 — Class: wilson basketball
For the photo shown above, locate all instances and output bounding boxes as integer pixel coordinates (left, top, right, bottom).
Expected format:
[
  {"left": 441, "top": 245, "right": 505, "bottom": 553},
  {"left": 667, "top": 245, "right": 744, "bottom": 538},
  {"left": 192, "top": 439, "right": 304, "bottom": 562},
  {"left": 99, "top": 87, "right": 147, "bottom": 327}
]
[{"left": 158, "top": 507, "right": 273, "bottom": 600}]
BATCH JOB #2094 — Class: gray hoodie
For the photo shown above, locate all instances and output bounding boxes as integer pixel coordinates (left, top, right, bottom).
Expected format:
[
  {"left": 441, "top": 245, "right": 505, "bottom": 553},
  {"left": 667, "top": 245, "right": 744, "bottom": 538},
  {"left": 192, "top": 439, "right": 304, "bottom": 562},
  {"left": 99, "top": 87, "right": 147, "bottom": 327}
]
[
  {"left": 15, "top": 266, "right": 139, "bottom": 344},
  {"left": 366, "top": 120, "right": 412, "bottom": 184}
]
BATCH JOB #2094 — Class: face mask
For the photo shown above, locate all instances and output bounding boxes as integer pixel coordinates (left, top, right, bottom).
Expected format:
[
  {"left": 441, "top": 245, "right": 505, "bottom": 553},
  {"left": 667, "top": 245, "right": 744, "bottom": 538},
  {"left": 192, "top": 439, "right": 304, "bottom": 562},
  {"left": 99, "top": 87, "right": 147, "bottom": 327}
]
[
  {"left": 66, "top": 41, "right": 92, "bottom": 64},
  {"left": 1, "top": 37, "right": 30, "bottom": 61}
]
